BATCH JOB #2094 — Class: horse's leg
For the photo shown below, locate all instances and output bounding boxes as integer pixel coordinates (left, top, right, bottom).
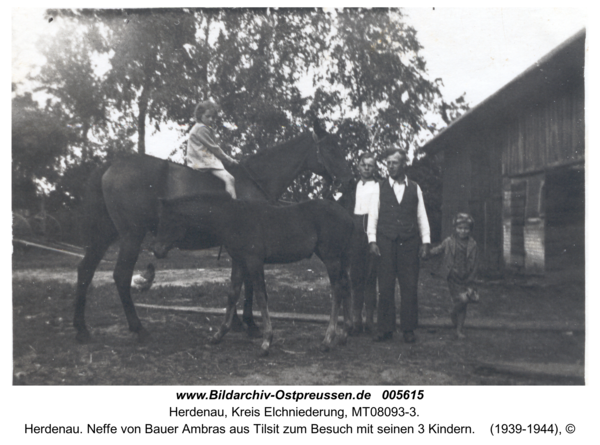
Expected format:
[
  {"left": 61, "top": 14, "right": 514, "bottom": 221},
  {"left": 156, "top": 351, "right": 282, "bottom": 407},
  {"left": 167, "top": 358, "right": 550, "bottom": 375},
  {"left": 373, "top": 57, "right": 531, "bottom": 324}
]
[
  {"left": 340, "top": 258, "right": 353, "bottom": 340},
  {"left": 212, "top": 260, "right": 244, "bottom": 344},
  {"left": 344, "top": 236, "right": 367, "bottom": 335},
  {"left": 230, "top": 295, "right": 245, "bottom": 332},
  {"left": 243, "top": 279, "right": 263, "bottom": 337},
  {"left": 349, "top": 252, "right": 365, "bottom": 336},
  {"left": 321, "top": 255, "right": 352, "bottom": 351},
  {"left": 230, "top": 276, "right": 250, "bottom": 332},
  {"left": 320, "top": 258, "right": 343, "bottom": 351},
  {"left": 113, "top": 232, "right": 148, "bottom": 342},
  {"left": 229, "top": 260, "right": 246, "bottom": 333},
  {"left": 74, "top": 235, "right": 115, "bottom": 343},
  {"left": 246, "top": 260, "right": 272, "bottom": 357},
  {"left": 231, "top": 276, "right": 262, "bottom": 337}
]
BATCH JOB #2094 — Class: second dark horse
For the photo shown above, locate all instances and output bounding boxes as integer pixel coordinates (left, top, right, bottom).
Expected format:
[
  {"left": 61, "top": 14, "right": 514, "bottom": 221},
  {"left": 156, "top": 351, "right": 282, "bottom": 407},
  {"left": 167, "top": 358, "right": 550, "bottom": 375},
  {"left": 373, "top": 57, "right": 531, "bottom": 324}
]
[
  {"left": 152, "top": 192, "right": 354, "bottom": 355},
  {"left": 74, "top": 121, "right": 353, "bottom": 343}
]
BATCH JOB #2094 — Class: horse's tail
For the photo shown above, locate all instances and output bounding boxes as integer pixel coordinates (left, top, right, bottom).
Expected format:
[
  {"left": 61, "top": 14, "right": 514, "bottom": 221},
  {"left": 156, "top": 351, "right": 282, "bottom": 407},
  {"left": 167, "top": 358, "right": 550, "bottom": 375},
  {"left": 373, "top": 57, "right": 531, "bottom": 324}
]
[{"left": 80, "top": 161, "right": 118, "bottom": 249}]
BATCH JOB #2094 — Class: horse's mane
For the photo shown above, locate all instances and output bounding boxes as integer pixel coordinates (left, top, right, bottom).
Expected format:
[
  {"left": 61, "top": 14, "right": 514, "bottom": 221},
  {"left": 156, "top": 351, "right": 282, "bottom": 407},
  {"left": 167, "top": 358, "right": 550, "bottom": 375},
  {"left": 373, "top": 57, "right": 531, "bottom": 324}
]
[{"left": 241, "top": 132, "right": 312, "bottom": 169}]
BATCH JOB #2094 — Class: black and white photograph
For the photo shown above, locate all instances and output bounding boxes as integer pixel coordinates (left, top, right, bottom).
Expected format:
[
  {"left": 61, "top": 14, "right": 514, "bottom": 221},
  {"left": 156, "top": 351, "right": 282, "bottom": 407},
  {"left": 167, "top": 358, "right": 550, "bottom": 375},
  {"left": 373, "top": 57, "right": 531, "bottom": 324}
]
[
  {"left": 7, "top": 3, "right": 596, "bottom": 441},
  {"left": 10, "top": 4, "right": 588, "bottom": 384}
]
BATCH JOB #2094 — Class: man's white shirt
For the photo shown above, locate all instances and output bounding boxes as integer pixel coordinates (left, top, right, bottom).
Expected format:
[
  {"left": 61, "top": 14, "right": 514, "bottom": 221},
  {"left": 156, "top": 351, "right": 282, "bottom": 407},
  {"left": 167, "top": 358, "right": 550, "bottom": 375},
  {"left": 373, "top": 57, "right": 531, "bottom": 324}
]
[{"left": 354, "top": 180, "right": 380, "bottom": 244}]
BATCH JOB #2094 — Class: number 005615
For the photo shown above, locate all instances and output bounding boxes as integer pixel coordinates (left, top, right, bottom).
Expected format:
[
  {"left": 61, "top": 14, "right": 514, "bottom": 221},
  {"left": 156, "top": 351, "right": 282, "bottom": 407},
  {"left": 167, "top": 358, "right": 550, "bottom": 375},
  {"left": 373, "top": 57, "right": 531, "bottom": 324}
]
[{"left": 382, "top": 390, "right": 424, "bottom": 400}]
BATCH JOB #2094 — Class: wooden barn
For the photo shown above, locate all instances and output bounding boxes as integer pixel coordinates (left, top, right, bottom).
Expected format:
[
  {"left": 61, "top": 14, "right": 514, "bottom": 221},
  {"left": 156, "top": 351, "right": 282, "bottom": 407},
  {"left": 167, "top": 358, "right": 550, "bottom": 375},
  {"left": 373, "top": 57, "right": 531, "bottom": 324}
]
[{"left": 421, "top": 29, "right": 585, "bottom": 276}]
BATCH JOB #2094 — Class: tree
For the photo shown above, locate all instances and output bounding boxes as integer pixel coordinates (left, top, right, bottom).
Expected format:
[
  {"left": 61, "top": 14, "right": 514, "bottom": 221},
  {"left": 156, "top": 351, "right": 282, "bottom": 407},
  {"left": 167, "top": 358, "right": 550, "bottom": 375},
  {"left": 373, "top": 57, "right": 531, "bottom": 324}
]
[
  {"left": 101, "top": 9, "right": 204, "bottom": 154},
  {"left": 34, "top": 19, "right": 107, "bottom": 159},
  {"left": 310, "top": 9, "right": 468, "bottom": 156},
  {"left": 46, "top": 127, "right": 136, "bottom": 211},
  {"left": 43, "top": 9, "right": 204, "bottom": 154},
  {"left": 12, "top": 92, "right": 71, "bottom": 210},
  {"left": 27, "top": 7, "right": 468, "bottom": 211},
  {"left": 209, "top": 8, "right": 331, "bottom": 152}
]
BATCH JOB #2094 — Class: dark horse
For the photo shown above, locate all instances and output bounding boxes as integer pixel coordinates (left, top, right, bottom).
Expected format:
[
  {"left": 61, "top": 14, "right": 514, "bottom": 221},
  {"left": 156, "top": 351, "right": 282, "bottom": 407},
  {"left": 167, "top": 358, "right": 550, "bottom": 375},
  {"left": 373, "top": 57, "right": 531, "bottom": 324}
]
[
  {"left": 74, "top": 121, "right": 353, "bottom": 343},
  {"left": 152, "top": 192, "right": 354, "bottom": 355}
]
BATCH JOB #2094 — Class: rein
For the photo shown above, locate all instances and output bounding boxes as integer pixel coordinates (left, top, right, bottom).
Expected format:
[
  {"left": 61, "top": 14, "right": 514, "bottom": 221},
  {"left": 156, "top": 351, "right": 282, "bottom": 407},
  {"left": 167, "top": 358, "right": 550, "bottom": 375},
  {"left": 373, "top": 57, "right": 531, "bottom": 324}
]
[
  {"left": 237, "top": 130, "right": 342, "bottom": 204},
  {"left": 238, "top": 162, "right": 276, "bottom": 203},
  {"left": 239, "top": 134, "right": 314, "bottom": 204}
]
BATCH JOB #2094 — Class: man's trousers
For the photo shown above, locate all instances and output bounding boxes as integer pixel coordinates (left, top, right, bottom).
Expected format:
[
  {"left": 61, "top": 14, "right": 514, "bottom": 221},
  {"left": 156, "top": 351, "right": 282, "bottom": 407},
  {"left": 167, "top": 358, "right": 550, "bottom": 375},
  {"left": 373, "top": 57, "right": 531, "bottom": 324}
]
[{"left": 376, "top": 234, "right": 420, "bottom": 334}]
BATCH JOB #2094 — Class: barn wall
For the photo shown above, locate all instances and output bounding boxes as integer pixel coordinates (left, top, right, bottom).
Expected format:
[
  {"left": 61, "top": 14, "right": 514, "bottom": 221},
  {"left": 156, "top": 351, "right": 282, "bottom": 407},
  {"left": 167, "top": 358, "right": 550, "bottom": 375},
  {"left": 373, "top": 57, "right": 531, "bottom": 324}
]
[
  {"left": 440, "top": 127, "right": 504, "bottom": 276},
  {"left": 502, "top": 79, "right": 584, "bottom": 177},
  {"left": 428, "top": 30, "right": 585, "bottom": 276},
  {"left": 441, "top": 138, "right": 471, "bottom": 239},
  {"left": 441, "top": 80, "right": 584, "bottom": 275},
  {"left": 469, "top": 126, "right": 504, "bottom": 275},
  {"left": 500, "top": 77, "right": 584, "bottom": 274}
]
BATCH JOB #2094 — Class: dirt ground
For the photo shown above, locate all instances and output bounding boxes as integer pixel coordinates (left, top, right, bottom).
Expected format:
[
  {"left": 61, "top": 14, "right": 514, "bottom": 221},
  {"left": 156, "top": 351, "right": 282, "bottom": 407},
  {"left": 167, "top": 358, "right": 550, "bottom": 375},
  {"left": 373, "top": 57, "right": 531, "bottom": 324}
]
[{"left": 12, "top": 247, "right": 585, "bottom": 385}]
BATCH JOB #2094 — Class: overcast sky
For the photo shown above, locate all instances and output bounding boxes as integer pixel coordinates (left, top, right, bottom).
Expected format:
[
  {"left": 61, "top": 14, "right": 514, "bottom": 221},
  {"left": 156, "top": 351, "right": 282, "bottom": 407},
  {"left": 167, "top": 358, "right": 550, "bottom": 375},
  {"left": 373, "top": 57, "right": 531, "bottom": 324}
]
[
  {"left": 11, "top": 6, "right": 589, "bottom": 158},
  {"left": 403, "top": 7, "right": 586, "bottom": 107}
]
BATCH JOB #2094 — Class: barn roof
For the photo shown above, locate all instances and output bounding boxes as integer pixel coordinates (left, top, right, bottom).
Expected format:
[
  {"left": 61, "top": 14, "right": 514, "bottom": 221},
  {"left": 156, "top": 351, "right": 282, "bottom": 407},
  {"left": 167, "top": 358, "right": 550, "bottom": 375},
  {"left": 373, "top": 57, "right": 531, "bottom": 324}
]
[{"left": 421, "top": 29, "right": 586, "bottom": 155}]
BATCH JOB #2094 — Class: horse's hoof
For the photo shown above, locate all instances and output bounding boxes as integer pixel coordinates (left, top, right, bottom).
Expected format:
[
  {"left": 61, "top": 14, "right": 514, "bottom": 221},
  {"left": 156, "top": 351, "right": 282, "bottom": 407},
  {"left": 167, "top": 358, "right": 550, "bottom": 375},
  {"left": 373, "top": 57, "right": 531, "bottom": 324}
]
[
  {"left": 246, "top": 325, "right": 262, "bottom": 338},
  {"left": 75, "top": 330, "right": 91, "bottom": 344},
  {"left": 336, "top": 334, "right": 348, "bottom": 346},
  {"left": 137, "top": 329, "right": 151, "bottom": 344},
  {"left": 319, "top": 342, "right": 331, "bottom": 353},
  {"left": 258, "top": 348, "right": 270, "bottom": 358}
]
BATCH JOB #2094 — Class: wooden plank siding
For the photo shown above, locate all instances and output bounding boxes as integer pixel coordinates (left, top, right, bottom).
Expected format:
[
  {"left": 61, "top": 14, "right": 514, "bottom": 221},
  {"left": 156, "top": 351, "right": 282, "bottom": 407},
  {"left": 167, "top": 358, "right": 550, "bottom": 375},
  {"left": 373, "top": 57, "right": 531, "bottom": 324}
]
[
  {"left": 502, "top": 82, "right": 584, "bottom": 177},
  {"left": 439, "top": 128, "right": 505, "bottom": 276},
  {"left": 421, "top": 30, "right": 585, "bottom": 275}
]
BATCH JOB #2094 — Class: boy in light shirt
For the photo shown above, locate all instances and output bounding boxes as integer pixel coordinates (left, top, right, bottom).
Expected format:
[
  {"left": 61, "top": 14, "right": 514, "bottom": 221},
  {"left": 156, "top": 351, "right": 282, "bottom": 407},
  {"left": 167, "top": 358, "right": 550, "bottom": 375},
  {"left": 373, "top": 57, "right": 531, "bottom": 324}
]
[{"left": 349, "top": 152, "right": 380, "bottom": 335}]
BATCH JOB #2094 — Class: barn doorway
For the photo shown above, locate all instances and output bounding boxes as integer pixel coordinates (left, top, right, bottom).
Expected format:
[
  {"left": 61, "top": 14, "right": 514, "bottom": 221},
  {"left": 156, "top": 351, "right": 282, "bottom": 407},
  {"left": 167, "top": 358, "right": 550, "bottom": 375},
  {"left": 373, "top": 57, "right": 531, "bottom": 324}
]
[
  {"left": 544, "top": 164, "right": 585, "bottom": 276},
  {"left": 503, "top": 174, "right": 546, "bottom": 274}
]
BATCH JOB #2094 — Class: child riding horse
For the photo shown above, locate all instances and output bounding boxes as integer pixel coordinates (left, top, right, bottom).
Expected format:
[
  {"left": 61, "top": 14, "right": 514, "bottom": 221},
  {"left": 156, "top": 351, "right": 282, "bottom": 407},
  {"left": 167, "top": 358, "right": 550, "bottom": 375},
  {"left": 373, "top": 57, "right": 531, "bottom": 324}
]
[{"left": 152, "top": 192, "right": 354, "bottom": 356}]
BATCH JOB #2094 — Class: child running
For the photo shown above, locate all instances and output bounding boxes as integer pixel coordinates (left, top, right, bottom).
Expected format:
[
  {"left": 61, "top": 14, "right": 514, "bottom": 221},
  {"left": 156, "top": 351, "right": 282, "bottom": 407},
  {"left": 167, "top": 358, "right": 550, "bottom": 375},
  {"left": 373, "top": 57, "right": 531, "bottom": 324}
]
[
  {"left": 186, "top": 100, "right": 238, "bottom": 198},
  {"left": 429, "top": 213, "right": 479, "bottom": 338}
]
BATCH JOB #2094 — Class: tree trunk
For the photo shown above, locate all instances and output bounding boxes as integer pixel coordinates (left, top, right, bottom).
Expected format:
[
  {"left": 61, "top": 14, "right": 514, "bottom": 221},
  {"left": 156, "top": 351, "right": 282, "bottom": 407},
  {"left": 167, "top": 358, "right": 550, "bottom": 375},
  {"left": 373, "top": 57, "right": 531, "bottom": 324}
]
[{"left": 137, "top": 86, "right": 149, "bottom": 154}]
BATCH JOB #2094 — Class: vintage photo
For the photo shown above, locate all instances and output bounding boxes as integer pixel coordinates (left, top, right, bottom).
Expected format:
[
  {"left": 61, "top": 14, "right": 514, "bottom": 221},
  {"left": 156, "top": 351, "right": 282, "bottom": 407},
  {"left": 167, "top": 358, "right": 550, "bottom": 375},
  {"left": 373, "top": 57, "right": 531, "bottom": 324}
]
[{"left": 12, "top": 7, "right": 586, "bottom": 385}]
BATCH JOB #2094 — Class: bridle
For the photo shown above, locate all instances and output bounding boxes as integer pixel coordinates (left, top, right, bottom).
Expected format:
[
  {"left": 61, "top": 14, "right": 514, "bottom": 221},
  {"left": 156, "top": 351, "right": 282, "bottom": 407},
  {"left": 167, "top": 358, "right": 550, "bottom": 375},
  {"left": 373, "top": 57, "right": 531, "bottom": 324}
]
[{"left": 311, "top": 129, "right": 343, "bottom": 197}]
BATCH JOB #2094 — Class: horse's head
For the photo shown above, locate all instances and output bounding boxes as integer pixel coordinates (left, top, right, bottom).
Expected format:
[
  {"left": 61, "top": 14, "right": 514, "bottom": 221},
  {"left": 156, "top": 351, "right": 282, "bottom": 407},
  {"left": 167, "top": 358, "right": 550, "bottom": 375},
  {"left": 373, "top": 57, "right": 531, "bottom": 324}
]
[
  {"left": 306, "top": 120, "right": 354, "bottom": 195},
  {"left": 152, "top": 199, "right": 189, "bottom": 259},
  {"left": 334, "top": 177, "right": 358, "bottom": 212}
]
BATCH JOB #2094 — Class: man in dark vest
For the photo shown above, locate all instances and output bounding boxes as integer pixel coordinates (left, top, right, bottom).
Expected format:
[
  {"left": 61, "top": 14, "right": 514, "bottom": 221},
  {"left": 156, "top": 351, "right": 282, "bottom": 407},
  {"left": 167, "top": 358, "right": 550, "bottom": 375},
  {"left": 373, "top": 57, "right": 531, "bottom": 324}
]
[{"left": 369, "top": 148, "right": 431, "bottom": 343}]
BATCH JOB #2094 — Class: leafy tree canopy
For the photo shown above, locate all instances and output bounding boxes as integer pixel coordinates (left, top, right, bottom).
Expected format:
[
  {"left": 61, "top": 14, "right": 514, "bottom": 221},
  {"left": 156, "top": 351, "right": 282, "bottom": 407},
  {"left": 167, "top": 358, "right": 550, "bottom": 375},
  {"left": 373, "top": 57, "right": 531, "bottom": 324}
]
[
  {"left": 18, "top": 7, "right": 468, "bottom": 218},
  {"left": 12, "top": 92, "right": 71, "bottom": 209}
]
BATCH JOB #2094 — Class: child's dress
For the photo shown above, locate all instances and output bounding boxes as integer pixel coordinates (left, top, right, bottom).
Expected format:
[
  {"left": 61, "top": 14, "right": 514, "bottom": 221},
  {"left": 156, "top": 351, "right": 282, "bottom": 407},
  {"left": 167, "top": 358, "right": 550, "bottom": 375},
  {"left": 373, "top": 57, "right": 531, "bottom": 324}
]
[
  {"left": 186, "top": 123, "right": 225, "bottom": 170},
  {"left": 430, "top": 235, "right": 478, "bottom": 303}
]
